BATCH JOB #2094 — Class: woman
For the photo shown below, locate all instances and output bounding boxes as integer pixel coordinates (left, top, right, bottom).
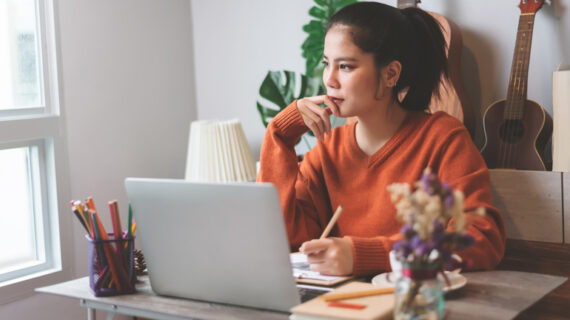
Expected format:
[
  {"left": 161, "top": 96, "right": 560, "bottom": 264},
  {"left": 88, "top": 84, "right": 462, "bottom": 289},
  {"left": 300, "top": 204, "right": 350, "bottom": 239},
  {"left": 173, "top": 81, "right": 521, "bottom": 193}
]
[{"left": 257, "top": 2, "right": 505, "bottom": 276}]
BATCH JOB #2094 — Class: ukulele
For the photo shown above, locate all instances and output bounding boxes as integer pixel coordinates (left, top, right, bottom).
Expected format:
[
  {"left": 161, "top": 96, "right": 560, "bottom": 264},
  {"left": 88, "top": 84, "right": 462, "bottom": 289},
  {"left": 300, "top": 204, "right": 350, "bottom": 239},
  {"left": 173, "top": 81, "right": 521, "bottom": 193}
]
[
  {"left": 481, "top": 0, "right": 552, "bottom": 171},
  {"left": 398, "top": 0, "right": 475, "bottom": 137}
]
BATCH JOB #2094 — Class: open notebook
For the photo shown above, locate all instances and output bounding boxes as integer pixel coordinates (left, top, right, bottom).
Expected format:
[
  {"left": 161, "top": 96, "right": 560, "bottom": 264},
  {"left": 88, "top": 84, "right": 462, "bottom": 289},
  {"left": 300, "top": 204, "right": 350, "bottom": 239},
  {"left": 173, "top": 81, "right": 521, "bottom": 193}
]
[{"left": 291, "top": 252, "right": 354, "bottom": 286}]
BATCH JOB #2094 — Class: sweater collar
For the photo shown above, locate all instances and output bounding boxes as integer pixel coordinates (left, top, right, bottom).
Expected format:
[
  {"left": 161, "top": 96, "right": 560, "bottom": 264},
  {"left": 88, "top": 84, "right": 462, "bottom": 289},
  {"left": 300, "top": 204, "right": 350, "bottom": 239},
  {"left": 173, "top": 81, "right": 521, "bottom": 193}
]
[{"left": 348, "top": 111, "right": 429, "bottom": 166}]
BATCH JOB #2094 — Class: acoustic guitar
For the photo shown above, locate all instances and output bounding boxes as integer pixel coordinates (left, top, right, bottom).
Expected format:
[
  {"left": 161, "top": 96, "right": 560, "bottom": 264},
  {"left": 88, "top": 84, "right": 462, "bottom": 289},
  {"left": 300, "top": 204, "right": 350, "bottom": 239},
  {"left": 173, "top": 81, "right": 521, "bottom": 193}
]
[
  {"left": 398, "top": 0, "right": 475, "bottom": 137},
  {"left": 481, "top": 0, "right": 552, "bottom": 171},
  {"left": 346, "top": 1, "right": 476, "bottom": 138}
]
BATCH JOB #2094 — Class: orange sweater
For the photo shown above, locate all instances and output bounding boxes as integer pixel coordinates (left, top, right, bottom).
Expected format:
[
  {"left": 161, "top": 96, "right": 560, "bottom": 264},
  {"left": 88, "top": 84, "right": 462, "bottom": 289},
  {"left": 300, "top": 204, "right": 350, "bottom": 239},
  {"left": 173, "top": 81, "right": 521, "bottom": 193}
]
[{"left": 258, "top": 101, "right": 505, "bottom": 276}]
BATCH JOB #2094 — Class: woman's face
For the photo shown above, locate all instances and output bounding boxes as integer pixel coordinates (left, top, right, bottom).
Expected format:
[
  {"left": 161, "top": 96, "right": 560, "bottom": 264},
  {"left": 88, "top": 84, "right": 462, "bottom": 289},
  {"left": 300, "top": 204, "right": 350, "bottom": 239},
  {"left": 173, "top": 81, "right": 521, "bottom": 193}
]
[{"left": 322, "top": 25, "right": 390, "bottom": 118}]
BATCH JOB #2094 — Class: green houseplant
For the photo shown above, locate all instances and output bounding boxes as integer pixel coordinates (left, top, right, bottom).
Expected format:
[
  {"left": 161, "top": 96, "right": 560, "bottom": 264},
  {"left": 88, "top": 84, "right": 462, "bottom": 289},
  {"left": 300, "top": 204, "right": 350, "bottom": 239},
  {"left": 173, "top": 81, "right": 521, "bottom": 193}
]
[{"left": 256, "top": 0, "right": 357, "bottom": 150}]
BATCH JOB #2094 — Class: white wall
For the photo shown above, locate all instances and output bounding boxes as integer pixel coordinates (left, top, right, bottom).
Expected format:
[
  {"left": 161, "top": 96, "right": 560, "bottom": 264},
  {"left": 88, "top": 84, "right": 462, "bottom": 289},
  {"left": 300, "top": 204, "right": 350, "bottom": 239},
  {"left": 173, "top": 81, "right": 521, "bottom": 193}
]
[
  {"left": 190, "top": 0, "right": 313, "bottom": 156},
  {"left": 0, "top": 0, "right": 196, "bottom": 319},
  {"left": 191, "top": 0, "right": 570, "bottom": 151}
]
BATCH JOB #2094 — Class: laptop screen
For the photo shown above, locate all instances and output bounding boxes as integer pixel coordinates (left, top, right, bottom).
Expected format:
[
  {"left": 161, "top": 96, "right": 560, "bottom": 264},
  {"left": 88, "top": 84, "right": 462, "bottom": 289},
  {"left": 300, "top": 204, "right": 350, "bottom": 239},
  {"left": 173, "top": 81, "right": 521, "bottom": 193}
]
[{"left": 125, "top": 178, "right": 303, "bottom": 312}]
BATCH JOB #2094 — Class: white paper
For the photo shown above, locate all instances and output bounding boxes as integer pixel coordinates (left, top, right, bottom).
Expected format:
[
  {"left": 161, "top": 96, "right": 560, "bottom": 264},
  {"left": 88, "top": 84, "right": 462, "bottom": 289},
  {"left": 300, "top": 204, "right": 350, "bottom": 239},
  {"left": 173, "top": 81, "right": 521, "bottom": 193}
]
[{"left": 289, "top": 252, "right": 345, "bottom": 282}]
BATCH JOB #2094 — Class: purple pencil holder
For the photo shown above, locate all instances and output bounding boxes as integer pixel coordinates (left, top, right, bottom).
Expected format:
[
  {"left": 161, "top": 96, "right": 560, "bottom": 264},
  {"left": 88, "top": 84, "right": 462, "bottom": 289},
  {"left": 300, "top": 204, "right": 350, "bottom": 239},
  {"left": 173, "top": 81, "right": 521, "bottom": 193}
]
[{"left": 87, "top": 234, "right": 135, "bottom": 297}]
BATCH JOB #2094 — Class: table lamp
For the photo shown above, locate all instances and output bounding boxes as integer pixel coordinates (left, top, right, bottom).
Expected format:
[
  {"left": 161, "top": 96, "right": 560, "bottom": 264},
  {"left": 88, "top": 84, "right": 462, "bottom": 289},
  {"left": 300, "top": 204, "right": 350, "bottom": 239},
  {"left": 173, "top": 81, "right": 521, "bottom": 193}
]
[{"left": 185, "top": 119, "right": 256, "bottom": 182}]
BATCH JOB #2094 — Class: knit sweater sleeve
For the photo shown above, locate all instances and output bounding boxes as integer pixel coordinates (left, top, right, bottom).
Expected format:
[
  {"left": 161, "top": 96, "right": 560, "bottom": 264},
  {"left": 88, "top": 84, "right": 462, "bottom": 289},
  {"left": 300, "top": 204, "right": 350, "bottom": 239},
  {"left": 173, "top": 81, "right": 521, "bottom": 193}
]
[
  {"left": 347, "top": 234, "right": 403, "bottom": 276},
  {"left": 436, "top": 127, "right": 506, "bottom": 270},
  {"left": 257, "top": 101, "right": 331, "bottom": 250}
]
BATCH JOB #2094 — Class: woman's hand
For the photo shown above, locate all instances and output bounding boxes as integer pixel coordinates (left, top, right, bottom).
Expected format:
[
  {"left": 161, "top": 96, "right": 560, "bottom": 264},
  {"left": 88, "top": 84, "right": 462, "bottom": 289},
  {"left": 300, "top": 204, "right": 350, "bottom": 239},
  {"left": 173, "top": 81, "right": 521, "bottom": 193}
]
[
  {"left": 296, "top": 96, "right": 340, "bottom": 141},
  {"left": 299, "top": 237, "right": 354, "bottom": 276}
]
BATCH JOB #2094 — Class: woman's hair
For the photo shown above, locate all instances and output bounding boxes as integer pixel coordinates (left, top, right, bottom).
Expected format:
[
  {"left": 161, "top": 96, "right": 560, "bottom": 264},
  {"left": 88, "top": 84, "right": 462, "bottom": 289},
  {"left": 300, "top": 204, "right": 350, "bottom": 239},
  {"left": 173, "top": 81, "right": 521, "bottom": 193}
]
[{"left": 326, "top": 2, "right": 447, "bottom": 111}]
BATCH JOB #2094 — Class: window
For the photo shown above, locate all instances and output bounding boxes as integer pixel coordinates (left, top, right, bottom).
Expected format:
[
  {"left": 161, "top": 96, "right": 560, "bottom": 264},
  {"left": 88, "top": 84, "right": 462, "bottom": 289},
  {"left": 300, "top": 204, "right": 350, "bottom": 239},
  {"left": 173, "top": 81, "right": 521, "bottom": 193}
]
[
  {"left": 0, "top": 0, "right": 44, "bottom": 111},
  {"left": 0, "top": 142, "right": 46, "bottom": 281},
  {"left": 0, "top": 0, "right": 71, "bottom": 301}
]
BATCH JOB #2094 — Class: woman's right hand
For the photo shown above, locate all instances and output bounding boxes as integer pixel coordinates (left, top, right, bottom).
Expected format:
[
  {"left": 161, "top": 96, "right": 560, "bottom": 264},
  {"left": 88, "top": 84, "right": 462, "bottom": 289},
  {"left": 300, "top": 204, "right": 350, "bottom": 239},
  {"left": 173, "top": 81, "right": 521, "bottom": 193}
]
[{"left": 297, "top": 96, "right": 340, "bottom": 141}]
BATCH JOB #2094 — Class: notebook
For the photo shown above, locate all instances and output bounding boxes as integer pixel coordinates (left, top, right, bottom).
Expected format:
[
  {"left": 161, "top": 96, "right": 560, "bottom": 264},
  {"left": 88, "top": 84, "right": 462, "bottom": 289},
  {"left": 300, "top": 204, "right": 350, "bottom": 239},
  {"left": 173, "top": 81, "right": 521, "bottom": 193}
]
[
  {"left": 290, "top": 282, "right": 394, "bottom": 320},
  {"left": 124, "top": 178, "right": 331, "bottom": 312}
]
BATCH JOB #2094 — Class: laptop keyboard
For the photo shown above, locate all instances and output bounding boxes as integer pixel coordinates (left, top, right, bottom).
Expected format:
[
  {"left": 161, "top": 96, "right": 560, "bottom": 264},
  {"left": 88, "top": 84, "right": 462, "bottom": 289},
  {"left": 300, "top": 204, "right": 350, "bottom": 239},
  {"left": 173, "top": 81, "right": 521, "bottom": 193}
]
[
  {"left": 291, "top": 253, "right": 333, "bottom": 302},
  {"left": 292, "top": 260, "right": 311, "bottom": 271},
  {"left": 298, "top": 286, "right": 329, "bottom": 302}
]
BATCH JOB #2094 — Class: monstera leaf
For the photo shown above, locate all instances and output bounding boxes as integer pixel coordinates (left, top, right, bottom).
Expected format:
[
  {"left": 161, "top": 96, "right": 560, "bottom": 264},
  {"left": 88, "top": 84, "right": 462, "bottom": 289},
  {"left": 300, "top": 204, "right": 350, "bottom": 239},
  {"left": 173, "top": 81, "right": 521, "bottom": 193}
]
[
  {"left": 301, "top": 0, "right": 357, "bottom": 78},
  {"left": 257, "top": 70, "right": 322, "bottom": 128},
  {"left": 256, "top": 0, "right": 355, "bottom": 149}
]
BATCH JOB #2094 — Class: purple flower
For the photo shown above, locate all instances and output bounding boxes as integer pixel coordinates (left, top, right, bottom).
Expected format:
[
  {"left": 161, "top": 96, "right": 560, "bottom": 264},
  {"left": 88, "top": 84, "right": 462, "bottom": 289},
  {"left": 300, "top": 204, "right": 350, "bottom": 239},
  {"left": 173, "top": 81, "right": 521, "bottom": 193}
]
[
  {"left": 414, "top": 242, "right": 433, "bottom": 258},
  {"left": 442, "top": 183, "right": 454, "bottom": 207},
  {"left": 393, "top": 240, "right": 412, "bottom": 258},
  {"left": 431, "top": 221, "right": 445, "bottom": 243},
  {"left": 421, "top": 171, "right": 440, "bottom": 195},
  {"left": 390, "top": 169, "right": 478, "bottom": 269},
  {"left": 400, "top": 225, "right": 416, "bottom": 239}
]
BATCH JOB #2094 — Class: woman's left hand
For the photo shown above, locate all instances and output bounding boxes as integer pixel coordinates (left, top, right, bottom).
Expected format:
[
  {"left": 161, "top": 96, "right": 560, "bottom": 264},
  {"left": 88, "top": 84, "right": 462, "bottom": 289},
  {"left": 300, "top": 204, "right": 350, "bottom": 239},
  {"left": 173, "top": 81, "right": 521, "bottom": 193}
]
[{"left": 299, "top": 237, "right": 354, "bottom": 276}]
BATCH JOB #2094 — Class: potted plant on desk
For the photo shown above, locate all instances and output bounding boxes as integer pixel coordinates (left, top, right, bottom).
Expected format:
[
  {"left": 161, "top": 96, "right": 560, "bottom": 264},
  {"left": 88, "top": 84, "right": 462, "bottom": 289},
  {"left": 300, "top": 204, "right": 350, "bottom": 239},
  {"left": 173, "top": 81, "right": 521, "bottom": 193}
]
[{"left": 388, "top": 169, "right": 483, "bottom": 319}]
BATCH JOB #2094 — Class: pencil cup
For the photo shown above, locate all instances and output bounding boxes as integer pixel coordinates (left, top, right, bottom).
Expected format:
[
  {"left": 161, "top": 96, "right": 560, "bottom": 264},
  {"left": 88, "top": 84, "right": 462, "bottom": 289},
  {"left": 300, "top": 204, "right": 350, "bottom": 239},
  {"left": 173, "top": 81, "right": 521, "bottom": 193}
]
[{"left": 87, "top": 234, "right": 135, "bottom": 297}]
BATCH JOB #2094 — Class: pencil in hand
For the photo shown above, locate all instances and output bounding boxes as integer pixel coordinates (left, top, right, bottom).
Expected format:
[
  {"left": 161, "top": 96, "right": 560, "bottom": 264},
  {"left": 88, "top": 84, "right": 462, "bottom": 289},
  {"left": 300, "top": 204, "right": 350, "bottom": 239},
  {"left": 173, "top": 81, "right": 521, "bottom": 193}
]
[{"left": 320, "top": 205, "right": 343, "bottom": 239}]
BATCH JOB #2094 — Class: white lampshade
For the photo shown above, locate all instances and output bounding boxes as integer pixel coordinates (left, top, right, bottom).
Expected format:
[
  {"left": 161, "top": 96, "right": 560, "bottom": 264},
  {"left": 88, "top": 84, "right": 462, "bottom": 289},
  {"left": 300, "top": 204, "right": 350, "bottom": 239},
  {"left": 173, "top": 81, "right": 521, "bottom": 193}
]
[{"left": 185, "top": 119, "right": 256, "bottom": 182}]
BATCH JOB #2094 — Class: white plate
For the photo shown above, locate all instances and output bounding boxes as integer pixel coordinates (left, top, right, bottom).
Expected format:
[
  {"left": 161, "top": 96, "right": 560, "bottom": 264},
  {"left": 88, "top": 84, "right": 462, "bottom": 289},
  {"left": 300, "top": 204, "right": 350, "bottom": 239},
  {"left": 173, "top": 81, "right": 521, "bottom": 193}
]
[{"left": 371, "top": 271, "right": 467, "bottom": 293}]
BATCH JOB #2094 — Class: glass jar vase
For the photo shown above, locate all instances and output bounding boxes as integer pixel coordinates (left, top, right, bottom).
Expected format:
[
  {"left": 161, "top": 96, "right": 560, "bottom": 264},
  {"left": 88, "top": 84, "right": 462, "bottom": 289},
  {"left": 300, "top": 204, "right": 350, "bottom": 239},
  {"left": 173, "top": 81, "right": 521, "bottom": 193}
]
[{"left": 394, "top": 268, "right": 444, "bottom": 320}]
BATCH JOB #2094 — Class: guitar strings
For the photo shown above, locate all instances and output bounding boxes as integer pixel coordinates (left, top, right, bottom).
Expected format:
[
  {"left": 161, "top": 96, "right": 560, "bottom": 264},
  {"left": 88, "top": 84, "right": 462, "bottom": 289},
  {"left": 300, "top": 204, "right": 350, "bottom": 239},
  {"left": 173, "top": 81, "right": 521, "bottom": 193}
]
[{"left": 500, "top": 13, "right": 534, "bottom": 169}]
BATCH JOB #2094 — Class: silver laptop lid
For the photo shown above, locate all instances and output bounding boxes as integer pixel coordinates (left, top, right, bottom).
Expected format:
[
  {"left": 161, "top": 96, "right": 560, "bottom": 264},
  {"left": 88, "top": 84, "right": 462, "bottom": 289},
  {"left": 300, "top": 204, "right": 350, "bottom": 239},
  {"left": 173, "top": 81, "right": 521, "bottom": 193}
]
[{"left": 124, "top": 178, "right": 301, "bottom": 312}]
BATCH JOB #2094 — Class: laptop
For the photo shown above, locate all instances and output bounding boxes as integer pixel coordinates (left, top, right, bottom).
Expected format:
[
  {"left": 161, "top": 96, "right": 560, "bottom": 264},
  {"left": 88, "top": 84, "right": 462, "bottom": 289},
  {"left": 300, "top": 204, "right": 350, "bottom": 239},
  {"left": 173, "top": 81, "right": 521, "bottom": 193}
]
[{"left": 124, "top": 178, "right": 331, "bottom": 312}]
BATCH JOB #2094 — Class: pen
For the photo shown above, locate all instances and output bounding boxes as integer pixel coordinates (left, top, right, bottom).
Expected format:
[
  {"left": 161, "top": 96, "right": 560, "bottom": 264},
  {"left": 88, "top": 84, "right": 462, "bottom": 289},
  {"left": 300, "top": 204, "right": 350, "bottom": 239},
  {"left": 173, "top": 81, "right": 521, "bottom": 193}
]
[{"left": 320, "top": 205, "right": 343, "bottom": 239}]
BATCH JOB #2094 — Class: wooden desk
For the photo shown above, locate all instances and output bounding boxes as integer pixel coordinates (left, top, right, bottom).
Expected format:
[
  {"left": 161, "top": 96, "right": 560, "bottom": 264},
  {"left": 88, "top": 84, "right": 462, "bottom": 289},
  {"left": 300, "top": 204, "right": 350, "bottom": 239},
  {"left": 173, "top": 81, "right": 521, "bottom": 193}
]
[
  {"left": 35, "top": 239, "right": 568, "bottom": 320},
  {"left": 37, "top": 276, "right": 288, "bottom": 320},
  {"left": 497, "top": 239, "right": 570, "bottom": 319},
  {"left": 37, "top": 263, "right": 566, "bottom": 320}
]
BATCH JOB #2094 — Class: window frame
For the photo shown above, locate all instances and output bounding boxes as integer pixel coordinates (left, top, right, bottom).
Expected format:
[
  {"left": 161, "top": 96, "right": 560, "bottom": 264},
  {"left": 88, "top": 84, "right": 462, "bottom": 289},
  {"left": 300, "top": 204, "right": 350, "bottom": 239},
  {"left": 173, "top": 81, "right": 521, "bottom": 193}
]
[{"left": 0, "top": 0, "right": 72, "bottom": 304}]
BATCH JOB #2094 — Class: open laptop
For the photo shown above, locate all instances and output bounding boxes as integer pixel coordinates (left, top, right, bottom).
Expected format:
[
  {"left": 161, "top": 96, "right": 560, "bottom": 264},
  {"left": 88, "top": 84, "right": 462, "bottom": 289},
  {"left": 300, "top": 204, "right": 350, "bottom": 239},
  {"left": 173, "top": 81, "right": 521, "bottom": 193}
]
[{"left": 124, "top": 178, "right": 331, "bottom": 312}]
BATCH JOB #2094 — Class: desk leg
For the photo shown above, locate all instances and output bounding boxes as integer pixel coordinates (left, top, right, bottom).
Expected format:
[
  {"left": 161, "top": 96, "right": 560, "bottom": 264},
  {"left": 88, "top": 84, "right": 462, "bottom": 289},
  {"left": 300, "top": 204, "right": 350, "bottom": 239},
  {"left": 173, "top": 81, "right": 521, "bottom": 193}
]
[
  {"left": 84, "top": 306, "right": 115, "bottom": 320},
  {"left": 87, "top": 306, "right": 96, "bottom": 320},
  {"left": 106, "top": 310, "right": 116, "bottom": 320},
  {"left": 81, "top": 299, "right": 96, "bottom": 320}
]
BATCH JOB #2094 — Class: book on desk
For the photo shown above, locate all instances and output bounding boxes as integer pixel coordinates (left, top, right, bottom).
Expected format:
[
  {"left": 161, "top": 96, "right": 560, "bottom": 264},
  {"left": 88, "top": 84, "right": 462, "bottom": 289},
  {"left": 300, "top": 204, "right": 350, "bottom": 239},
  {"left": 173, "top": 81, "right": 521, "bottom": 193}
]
[{"left": 290, "top": 281, "right": 394, "bottom": 320}]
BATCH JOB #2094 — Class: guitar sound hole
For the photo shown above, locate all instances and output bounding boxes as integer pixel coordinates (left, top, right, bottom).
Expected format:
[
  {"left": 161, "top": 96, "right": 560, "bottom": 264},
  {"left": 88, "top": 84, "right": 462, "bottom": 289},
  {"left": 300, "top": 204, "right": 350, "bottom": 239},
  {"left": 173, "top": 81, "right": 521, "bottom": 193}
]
[{"left": 499, "top": 120, "right": 524, "bottom": 143}]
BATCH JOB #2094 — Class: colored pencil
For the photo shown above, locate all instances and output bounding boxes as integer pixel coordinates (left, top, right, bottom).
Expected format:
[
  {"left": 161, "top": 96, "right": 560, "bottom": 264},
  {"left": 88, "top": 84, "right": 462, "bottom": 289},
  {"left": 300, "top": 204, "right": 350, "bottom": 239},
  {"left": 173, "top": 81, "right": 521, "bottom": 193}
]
[
  {"left": 109, "top": 200, "right": 123, "bottom": 240},
  {"left": 127, "top": 204, "right": 133, "bottom": 238},
  {"left": 320, "top": 287, "right": 394, "bottom": 302},
  {"left": 71, "top": 206, "right": 89, "bottom": 233},
  {"left": 91, "top": 210, "right": 125, "bottom": 291},
  {"left": 109, "top": 200, "right": 127, "bottom": 267},
  {"left": 89, "top": 211, "right": 107, "bottom": 271}
]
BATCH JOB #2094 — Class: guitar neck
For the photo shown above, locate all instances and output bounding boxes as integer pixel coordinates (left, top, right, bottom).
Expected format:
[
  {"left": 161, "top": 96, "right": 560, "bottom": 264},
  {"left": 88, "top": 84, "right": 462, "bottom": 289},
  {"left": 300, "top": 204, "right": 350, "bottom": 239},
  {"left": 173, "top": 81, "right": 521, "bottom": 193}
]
[{"left": 505, "top": 13, "right": 537, "bottom": 120}]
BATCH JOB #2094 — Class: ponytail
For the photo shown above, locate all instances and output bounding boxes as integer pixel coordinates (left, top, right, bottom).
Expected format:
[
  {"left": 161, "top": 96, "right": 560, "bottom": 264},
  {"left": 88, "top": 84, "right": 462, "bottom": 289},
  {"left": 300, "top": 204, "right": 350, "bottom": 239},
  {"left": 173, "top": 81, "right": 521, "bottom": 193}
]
[
  {"left": 398, "top": 7, "right": 447, "bottom": 111},
  {"left": 327, "top": 2, "right": 448, "bottom": 111}
]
